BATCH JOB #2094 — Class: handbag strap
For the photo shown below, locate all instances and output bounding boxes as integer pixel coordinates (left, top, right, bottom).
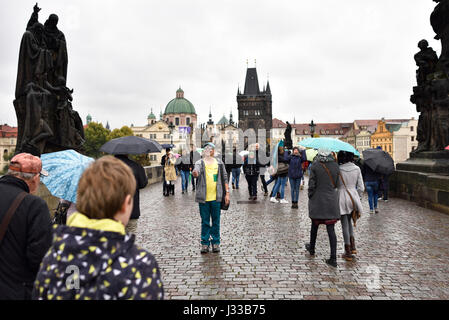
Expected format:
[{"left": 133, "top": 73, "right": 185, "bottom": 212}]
[
  {"left": 319, "top": 162, "right": 336, "bottom": 188},
  {"left": 339, "top": 173, "right": 356, "bottom": 210},
  {"left": 0, "top": 192, "right": 27, "bottom": 245}
]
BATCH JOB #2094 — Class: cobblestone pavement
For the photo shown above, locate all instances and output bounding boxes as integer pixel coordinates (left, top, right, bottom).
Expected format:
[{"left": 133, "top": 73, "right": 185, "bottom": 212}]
[{"left": 134, "top": 176, "right": 449, "bottom": 300}]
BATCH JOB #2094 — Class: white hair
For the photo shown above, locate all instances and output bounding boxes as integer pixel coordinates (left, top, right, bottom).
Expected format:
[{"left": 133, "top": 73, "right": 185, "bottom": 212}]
[{"left": 7, "top": 169, "right": 37, "bottom": 181}]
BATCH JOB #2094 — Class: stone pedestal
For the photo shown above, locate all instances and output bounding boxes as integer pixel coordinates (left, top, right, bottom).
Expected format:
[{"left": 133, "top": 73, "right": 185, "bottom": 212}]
[{"left": 390, "top": 151, "right": 449, "bottom": 214}]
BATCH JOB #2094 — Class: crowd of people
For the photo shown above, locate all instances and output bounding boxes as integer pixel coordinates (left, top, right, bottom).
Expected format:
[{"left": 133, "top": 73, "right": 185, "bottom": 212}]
[{"left": 0, "top": 141, "right": 390, "bottom": 300}]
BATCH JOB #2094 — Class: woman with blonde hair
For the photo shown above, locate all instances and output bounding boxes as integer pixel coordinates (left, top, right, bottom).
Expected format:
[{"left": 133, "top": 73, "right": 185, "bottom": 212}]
[{"left": 164, "top": 151, "right": 177, "bottom": 196}]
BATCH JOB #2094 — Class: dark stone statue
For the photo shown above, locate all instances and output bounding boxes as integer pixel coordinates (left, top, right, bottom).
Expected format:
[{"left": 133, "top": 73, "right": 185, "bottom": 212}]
[
  {"left": 284, "top": 121, "right": 293, "bottom": 150},
  {"left": 411, "top": 1, "right": 449, "bottom": 153},
  {"left": 13, "top": 3, "right": 84, "bottom": 157}
]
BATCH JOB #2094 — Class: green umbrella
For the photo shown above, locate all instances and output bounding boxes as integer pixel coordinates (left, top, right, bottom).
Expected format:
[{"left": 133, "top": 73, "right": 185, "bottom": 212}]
[{"left": 305, "top": 149, "right": 318, "bottom": 161}]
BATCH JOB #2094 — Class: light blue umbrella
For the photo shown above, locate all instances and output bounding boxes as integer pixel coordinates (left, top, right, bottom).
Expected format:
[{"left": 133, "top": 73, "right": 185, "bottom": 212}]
[
  {"left": 41, "top": 150, "right": 94, "bottom": 203},
  {"left": 298, "top": 137, "right": 360, "bottom": 156}
]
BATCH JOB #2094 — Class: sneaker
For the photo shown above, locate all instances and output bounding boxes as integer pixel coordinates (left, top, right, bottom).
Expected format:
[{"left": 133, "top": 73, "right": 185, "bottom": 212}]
[
  {"left": 375, "top": 208, "right": 379, "bottom": 214},
  {"left": 325, "top": 258, "right": 338, "bottom": 268},
  {"left": 201, "top": 245, "right": 209, "bottom": 254},
  {"left": 182, "top": 191, "right": 185, "bottom": 194},
  {"left": 253, "top": 196, "right": 258, "bottom": 201},
  {"left": 212, "top": 244, "right": 220, "bottom": 253},
  {"left": 280, "top": 199, "right": 289, "bottom": 204},
  {"left": 369, "top": 210, "right": 374, "bottom": 214},
  {"left": 384, "top": 199, "right": 388, "bottom": 202},
  {"left": 264, "top": 192, "right": 268, "bottom": 197},
  {"left": 270, "top": 197, "right": 278, "bottom": 203},
  {"left": 300, "top": 185, "right": 304, "bottom": 190},
  {"left": 305, "top": 243, "right": 315, "bottom": 256}
]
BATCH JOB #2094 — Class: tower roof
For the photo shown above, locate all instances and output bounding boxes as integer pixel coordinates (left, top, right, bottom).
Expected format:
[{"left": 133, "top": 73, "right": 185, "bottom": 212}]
[
  {"left": 243, "top": 68, "right": 260, "bottom": 95},
  {"left": 217, "top": 115, "right": 229, "bottom": 125},
  {"left": 164, "top": 88, "right": 196, "bottom": 115}
]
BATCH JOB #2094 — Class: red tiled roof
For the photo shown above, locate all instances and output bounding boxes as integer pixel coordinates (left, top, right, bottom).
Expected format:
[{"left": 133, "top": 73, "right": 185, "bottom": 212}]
[
  {"left": 0, "top": 125, "right": 18, "bottom": 138},
  {"left": 272, "top": 118, "right": 287, "bottom": 128},
  {"left": 292, "top": 123, "right": 352, "bottom": 136}
]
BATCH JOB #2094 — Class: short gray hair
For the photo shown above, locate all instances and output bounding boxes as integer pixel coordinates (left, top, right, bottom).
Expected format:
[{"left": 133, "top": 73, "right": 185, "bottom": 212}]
[{"left": 7, "top": 169, "right": 37, "bottom": 181}]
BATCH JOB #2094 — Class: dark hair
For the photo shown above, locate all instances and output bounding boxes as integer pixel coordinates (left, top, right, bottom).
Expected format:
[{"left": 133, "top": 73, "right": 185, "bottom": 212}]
[{"left": 337, "top": 151, "right": 354, "bottom": 164}]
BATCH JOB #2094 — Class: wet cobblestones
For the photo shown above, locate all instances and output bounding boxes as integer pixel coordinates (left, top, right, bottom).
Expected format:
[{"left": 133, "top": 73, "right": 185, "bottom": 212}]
[{"left": 134, "top": 177, "right": 449, "bottom": 300}]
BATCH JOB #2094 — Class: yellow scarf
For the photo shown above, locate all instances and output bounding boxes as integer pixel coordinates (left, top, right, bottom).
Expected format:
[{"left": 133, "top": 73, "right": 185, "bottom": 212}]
[{"left": 67, "top": 212, "right": 126, "bottom": 235}]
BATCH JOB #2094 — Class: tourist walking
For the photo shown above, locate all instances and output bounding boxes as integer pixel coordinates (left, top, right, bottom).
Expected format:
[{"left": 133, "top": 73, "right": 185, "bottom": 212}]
[
  {"left": 243, "top": 149, "right": 261, "bottom": 201},
  {"left": 33, "top": 156, "right": 164, "bottom": 300},
  {"left": 177, "top": 150, "right": 191, "bottom": 194},
  {"left": 0, "top": 153, "right": 52, "bottom": 300},
  {"left": 192, "top": 142, "right": 230, "bottom": 254},
  {"left": 362, "top": 161, "right": 382, "bottom": 214},
  {"left": 190, "top": 145, "right": 201, "bottom": 191},
  {"left": 305, "top": 149, "right": 341, "bottom": 268},
  {"left": 337, "top": 151, "right": 364, "bottom": 261},
  {"left": 163, "top": 151, "right": 177, "bottom": 196},
  {"left": 161, "top": 148, "right": 171, "bottom": 196},
  {"left": 115, "top": 154, "right": 148, "bottom": 234},
  {"left": 284, "top": 147, "right": 306, "bottom": 209},
  {"left": 230, "top": 148, "right": 242, "bottom": 189},
  {"left": 270, "top": 146, "right": 289, "bottom": 204}
]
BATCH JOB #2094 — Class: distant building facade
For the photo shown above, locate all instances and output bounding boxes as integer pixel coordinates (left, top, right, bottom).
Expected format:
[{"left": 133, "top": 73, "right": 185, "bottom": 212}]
[{"left": 0, "top": 124, "right": 18, "bottom": 170}]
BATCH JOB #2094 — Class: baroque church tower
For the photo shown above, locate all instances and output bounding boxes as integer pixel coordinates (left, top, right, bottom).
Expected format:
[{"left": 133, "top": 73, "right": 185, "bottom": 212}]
[{"left": 237, "top": 66, "right": 272, "bottom": 132}]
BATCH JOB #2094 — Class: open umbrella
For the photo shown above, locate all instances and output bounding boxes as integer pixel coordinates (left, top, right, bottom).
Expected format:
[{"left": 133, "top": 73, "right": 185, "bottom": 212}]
[
  {"left": 362, "top": 148, "right": 395, "bottom": 175},
  {"left": 100, "top": 136, "right": 162, "bottom": 155},
  {"left": 445, "top": 145, "right": 449, "bottom": 150},
  {"left": 161, "top": 143, "right": 175, "bottom": 149},
  {"left": 298, "top": 137, "right": 360, "bottom": 156},
  {"left": 239, "top": 150, "right": 249, "bottom": 157},
  {"left": 305, "top": 149, "right": 318, "bottom": 161},
  {"left": 40, "top": 150, "right": 94, "bottom": 203}
]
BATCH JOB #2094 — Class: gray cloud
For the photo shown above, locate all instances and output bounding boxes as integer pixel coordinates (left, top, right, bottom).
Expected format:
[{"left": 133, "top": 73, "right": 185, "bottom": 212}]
[{"left": 0, "top": 0, "right": 439, "bottom": 128}]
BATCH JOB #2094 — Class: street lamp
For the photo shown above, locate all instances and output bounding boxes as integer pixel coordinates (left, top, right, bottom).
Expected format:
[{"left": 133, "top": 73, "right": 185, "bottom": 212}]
[
  {"left": 168, "top": 121, "right": 175, "bottom": 145},
  {"left": 309, "top": 120, "right": 316, "bottom": 138}
]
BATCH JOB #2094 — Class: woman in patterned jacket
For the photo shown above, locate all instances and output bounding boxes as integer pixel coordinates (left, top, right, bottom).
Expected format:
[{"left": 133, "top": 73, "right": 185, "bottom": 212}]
[{"left": 33, "top": 156, "right": 164, "bottom": 300}]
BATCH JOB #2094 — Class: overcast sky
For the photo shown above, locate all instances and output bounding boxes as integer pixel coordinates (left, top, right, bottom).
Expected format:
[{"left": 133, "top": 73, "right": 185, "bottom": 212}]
[{"left": 0, "top": 0, "right": 440, "bottom": 129}]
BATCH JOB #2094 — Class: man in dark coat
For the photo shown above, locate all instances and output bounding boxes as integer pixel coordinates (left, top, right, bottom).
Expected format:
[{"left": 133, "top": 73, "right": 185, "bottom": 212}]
[
  {"left": 0, "top": 153, "right": 52, "bottom": 299},
  {"left": 305, "top": 149, "right": 341, "bottom": 268},
  {"left": 115, "top": 155, "right": 148, "bottom": 234}
]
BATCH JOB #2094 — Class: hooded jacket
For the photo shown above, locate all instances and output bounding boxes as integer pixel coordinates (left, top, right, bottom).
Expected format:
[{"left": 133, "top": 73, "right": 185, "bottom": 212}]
[
  {"left": 284, "top": 150, "right": 306, "bottom": 179},
  {"left": 33, "top": 212, "right": 163, "bottom": 300},
  {"left": 337, "top": 162, "right": 365, "bottom": 216},
  {"left": 0, "top": 175, "right": 52, "bottom": 300}
]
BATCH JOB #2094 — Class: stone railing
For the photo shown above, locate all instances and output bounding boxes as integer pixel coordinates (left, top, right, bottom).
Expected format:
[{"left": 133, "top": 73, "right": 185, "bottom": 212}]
[{"left": 143, "top": 165, "right": 164, "bottom": 186}]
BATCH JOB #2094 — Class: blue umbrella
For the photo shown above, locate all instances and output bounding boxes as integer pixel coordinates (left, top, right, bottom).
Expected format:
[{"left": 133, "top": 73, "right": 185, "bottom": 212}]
[
  {"left": 40, "top": 150, "right": 94, "bottom": 203},
  {"left": 298, "top": 137, "right": 360, "bottom": 156}
]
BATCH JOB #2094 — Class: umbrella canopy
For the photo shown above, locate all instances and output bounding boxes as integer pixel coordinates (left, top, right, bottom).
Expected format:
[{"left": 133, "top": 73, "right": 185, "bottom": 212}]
[
  {"left": 362, "top": 148, "right": 395, "bottom": 175},
  {"left": 161, "top": 143, "right": 175, "bottom": 149},
  {"left": 239, "top": 150, "right": 250, "bottom": 157},
  {"left": 100, "top": 136, "right": 162, "bottom": 155},
  {"left": 445, "top": 145, "right": 449, "bottom": 150},
  {"left": 41, "top": 150, "right": 94, "bottom": 203},
  {"left": 305, "top": 149, "right": 318, "bottom": 161},
  {"left": 298, "top": 137, "right": 360, "bottom": 156}
]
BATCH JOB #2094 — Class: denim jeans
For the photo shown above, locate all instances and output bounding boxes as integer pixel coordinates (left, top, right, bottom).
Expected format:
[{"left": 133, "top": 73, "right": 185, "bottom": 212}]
[
  {"left": 180, "top": 170, "right": 190, "bottom": 191},
  {"left": 231, "top": 168, "right": 241, "bottom": 188},
  {"left": 365, "top": 181, "right": 379, "bottom": 210},
  {"left": 199, "top": 201, "right": 221, "bottom": 245},
  {"left": 271, "top": 176, "right": 288, "bottom": 199},
  {"left": 290, "top": 178, "right": 301, "bottom": 203}
]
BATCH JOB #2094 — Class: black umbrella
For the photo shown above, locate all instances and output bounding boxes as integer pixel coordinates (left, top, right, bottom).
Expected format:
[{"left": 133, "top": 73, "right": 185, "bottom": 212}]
[
  {"left": 362, "top": 148, "right": 395, "bottom": 175},
  {"left": 100, "top": 136, "right": 162, "bottom": 155},
  {"left": 161, "top": 143, "right": 175, "bottom": 149}
]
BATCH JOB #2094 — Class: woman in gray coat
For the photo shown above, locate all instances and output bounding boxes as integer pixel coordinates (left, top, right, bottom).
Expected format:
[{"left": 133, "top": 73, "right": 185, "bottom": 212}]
[
  {"left": 305, "top": 149, "right": 341, "bottom": 268},
  {"left": 337, "top": 151, "right": 364, "bottom": 261}
]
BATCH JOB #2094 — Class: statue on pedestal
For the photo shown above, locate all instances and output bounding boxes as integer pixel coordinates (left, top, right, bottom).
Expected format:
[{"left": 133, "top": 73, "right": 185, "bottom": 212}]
[
  {"left": 13, "top": 3, "right": 84, "bottom": 157},
  {"left": 411, "top": 1, "right": 449, "bottom": 153},
  {"left": 284, "top": 121, "right": 293, "bottom": 150}
]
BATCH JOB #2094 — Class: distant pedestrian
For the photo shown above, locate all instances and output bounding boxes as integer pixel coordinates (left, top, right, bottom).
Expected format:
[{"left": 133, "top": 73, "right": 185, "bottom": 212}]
[
  {"left": 163, "top": 151, "right": 177, "bottom": 196},
  {"left": 256, "top": 143, "right": 270, "bottom": 197},
  {"left": 243, "top": 148, "right": 261, "bottom": 201},
  {"left": 190, "top": 145, "right": 201, "bottom": 191},
  {"left": 192, "top": 143, "right": 230, "bottom": 254},
  {"left": 230, "top": 148, "right": 242, "bottom": 189},
  {"left": 270, "top": 146, "right": 289, "bottom": 204},
  {"left": 161, "top": 148, "right": 171, "bottom": 196},
  {"left": 177, "top": 149, "right": 191, "bottom": 194},
  {"left": 361, "top": 162, "right": 382, "bottom": 214},
  {"left": 33, "top": 156, "right": 164, "bottom": 300},
  {"left": 115, "top": 154, "right": 148, "bottom": 234},
  {"left": 0, "top": 153, "right": 52, "bottom": 300},
  {"left": 305, "top": 149, "right": 341, "bottom": 268},
  {"left": 284, "top": 147, "right": 306, "bottom": 209},
  {"left": 337, "top": 151, "right": 364, "bottom": 261}
]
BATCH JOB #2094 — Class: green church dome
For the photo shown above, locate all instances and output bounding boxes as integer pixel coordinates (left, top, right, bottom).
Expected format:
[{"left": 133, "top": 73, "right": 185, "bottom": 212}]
[
  {"left": 164, "top": 87, "right": 196, "bottom": 115},
  {"left": 147, "top": 108, "right": 156, "bottom": 119}
]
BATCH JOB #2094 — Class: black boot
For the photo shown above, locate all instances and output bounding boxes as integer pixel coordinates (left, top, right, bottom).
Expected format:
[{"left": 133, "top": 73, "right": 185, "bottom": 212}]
[
  {"left": 171, "top": 184, "right": 175, "bottom": 195},
  {"left": 325, "top": 258, "right": 337, "bottom": 268},
  {"left": 305, "top": 243, "right": 315, "bottom": 256}
]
